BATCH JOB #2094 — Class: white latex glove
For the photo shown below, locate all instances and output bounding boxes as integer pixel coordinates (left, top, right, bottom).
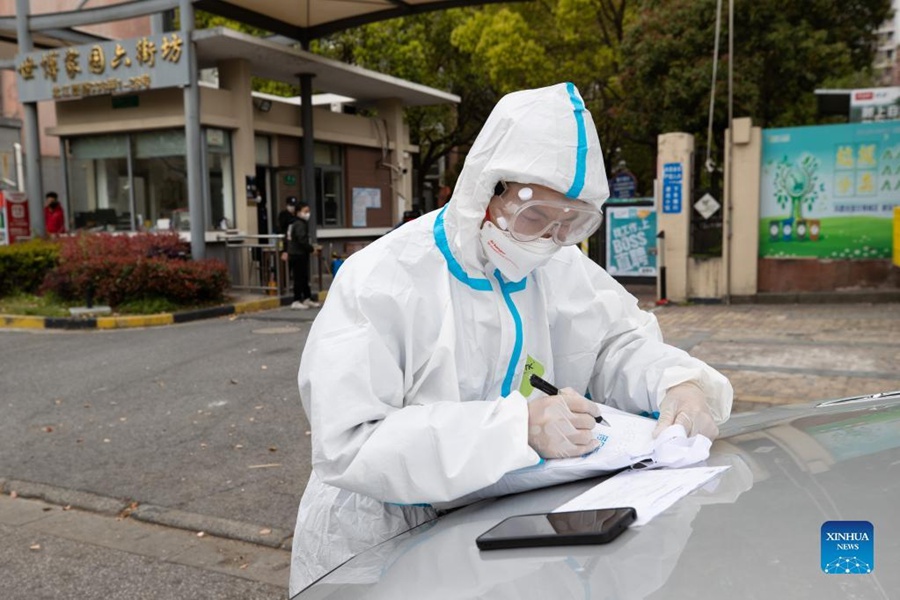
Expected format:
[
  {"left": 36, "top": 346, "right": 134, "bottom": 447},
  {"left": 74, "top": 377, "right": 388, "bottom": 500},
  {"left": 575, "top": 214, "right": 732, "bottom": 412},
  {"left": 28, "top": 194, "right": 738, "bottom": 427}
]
[
  {"left": 527, "top": 388, "right": 602, "bottom": 459},
  {"left": 653, "top": 381, "right": 719, "bottom": 440}
]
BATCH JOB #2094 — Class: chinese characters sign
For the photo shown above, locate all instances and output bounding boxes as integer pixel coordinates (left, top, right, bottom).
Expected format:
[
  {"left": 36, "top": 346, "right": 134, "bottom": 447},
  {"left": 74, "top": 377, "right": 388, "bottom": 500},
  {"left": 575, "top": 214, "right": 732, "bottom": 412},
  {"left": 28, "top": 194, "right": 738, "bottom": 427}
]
[
  {"left": 15, "top": 34, "right": 189, "bottom": 103},
  {"left": 849, "top": 87, "right": 900, "bottom": 123},
  {"left": 661, "top": 163, "right": 683, "bottom": 213},
  {"left": 760, "top": 122, "right": 900, "bottom": 259},
  {"left": 605, "top": 205, "right": 657, "bottom": 277},
  {"left": 609, "top": 170, "right": 638, "bottom": 200},
  {"left": 1, "top": 192, "right": 31, "bottom": 244}
]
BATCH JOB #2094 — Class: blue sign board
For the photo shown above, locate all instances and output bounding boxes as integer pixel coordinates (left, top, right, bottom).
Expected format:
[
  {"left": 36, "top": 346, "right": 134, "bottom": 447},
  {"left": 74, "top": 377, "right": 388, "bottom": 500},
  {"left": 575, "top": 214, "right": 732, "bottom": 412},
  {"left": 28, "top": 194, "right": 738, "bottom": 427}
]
[
  {"left": 610, "top": 171, "right": 638, "bottom": 199},
  {"left": 662, "top": 162, "right": 683, "bottom": 213}
]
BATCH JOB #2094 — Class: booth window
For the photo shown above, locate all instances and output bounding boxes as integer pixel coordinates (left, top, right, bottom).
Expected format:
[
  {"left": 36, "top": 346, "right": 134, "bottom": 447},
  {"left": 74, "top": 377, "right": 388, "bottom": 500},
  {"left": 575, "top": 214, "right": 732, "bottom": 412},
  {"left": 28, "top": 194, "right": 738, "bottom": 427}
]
[
  {"left": 205, "top": 129, "right": 234, "bottom": 230},
  {"left": 66, "top": 128, "right": 234, "bottom": 233},
  {"left": 132, "top": 130, "right": 189, "bottom": 231},
  {"left": 68, "top": 135, "right": 131, "bottom": 231}
]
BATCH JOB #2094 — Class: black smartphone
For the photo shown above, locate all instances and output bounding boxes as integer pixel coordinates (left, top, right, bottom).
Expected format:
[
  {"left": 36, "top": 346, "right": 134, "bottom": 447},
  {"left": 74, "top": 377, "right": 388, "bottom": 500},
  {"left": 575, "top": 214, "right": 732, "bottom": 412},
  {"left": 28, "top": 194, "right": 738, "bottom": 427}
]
[{"left": 476, "top": 507, "right": 636, "bottom": 551}]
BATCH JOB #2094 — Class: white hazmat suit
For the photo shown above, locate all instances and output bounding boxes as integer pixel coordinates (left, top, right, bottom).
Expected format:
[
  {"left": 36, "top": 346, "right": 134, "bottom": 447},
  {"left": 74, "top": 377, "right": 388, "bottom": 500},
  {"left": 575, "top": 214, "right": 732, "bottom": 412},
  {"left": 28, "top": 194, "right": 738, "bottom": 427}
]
[{"left": 290, "top": 83, "right": 733, "bottom": 594}]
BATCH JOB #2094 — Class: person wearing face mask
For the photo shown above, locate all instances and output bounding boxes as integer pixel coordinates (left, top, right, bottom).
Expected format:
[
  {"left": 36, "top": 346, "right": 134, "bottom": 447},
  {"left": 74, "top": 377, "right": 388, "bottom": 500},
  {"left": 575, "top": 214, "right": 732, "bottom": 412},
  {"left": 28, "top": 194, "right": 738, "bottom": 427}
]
[
  {"left": 286, "top": 201, "right": 320, "bottom": 310},
  {"left": 289, "top": 83, "right": 733, "bottom": 594}
]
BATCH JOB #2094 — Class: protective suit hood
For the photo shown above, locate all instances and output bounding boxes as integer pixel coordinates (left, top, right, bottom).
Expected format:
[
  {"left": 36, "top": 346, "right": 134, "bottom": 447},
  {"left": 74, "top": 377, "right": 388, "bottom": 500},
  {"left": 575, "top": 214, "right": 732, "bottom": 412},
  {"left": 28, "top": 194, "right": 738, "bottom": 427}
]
[{"left": 444, "top": 82, "right": 609, "bottom": 275}]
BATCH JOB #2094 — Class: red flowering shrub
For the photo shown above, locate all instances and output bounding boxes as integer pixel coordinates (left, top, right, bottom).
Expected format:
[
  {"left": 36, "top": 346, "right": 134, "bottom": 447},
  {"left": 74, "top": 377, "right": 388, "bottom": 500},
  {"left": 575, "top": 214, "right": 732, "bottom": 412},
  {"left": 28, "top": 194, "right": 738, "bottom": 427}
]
[{"left": 41, "top": 232, "right": 229, "bottom": 307}]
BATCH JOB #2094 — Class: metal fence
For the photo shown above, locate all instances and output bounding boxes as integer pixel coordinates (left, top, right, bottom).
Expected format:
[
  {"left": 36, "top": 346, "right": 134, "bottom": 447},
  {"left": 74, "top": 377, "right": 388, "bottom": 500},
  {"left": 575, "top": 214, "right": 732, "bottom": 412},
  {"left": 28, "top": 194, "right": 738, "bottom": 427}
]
[
  {"left": 217, "top": 232, "right": 330, "bottom": 296},
  {"left": 217, "top": 233, "right": 287, "bottom": 295}
]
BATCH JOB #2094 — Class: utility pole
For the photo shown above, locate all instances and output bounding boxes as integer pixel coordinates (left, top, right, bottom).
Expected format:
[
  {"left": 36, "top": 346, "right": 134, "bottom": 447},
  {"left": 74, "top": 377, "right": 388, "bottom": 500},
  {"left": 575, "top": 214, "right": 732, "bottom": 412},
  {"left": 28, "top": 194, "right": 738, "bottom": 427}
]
[{"left": 180, "top": 0, "right": 205, "bottom": 258}]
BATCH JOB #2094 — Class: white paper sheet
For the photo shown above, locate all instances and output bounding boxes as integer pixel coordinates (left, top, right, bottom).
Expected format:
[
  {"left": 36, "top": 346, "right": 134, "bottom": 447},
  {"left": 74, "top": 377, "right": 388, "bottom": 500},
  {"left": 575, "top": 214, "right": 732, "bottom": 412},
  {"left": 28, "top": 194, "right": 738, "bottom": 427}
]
[{"left": 552, "top": 465, "right": 731, "bottom": 525}]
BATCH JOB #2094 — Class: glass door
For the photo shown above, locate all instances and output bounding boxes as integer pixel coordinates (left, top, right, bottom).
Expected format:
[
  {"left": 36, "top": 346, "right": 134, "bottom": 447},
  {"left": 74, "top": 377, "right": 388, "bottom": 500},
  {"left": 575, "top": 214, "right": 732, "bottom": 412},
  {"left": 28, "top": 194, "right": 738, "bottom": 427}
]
[{"left": 315, "top": 166, "right": 343, "bottom": 227}]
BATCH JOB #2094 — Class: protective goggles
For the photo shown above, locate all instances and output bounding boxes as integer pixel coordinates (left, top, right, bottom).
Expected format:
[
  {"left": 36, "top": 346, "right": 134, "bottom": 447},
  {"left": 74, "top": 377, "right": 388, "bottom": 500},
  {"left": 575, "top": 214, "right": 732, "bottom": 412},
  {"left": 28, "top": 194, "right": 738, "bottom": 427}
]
[{"left": 489, "top": 182, "right": 603, "bottom": 246}]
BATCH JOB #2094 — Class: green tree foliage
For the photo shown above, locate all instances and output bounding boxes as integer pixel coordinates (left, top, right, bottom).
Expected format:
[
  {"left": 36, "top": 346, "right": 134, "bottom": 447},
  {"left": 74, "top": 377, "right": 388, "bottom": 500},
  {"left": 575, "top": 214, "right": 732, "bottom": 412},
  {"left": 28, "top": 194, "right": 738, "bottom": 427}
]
[
  {"left": 192, "top": 10, "right": 268, "bottom": 36},
  {"left": 320, "top": 2, "right": 632, "bottom": 194},
  {"left": 190, "top": 1, "right": 890, "bottom": 199},
  {"left": 316, "top": 9, "right": 500, "bottom": 195},
  {"left": 192, "top": 10, "right": 299, "bottom": 97},
  {"left": 451, "top": 1, "right": 628, "bottom": 158},
  {"left": 619, "top": 0, "right": 891, "bottom": 163}
]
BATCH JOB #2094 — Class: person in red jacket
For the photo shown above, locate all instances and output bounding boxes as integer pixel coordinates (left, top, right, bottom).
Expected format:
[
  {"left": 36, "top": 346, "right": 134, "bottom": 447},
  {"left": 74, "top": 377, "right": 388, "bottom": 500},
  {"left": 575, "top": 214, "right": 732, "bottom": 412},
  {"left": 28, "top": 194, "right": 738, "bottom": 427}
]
[{"left": 44, "top": 192, "right": 65, "bottom": 236}]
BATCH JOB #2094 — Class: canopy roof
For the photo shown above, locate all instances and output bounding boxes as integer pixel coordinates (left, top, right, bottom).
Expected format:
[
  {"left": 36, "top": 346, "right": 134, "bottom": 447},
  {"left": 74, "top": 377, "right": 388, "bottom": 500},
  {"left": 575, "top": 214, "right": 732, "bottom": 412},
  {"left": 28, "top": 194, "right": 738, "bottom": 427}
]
[
  {"left": 195, "top": 27, "right": 460, "bottom": 106},
  {"left": 194, "top": 0, "right": 518, "bottom": 45}
]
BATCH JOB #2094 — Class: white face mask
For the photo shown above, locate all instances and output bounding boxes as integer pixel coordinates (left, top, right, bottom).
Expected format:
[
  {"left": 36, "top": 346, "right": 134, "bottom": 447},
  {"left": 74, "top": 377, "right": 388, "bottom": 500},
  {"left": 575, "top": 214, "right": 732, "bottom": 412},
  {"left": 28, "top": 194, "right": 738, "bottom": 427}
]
[
  {"left": 299, "top": 211, "right": 310, "bottom": 221},
  {"left": 479, "top": 220, "right": 559, "bottom": 282}
]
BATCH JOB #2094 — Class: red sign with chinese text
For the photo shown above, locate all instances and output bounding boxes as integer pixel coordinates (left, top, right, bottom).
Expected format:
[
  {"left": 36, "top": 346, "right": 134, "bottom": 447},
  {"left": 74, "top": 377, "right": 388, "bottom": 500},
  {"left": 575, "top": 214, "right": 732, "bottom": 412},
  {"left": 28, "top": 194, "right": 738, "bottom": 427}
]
[{"left": 3, "top": 191, "right": 32, "bottom": 243}]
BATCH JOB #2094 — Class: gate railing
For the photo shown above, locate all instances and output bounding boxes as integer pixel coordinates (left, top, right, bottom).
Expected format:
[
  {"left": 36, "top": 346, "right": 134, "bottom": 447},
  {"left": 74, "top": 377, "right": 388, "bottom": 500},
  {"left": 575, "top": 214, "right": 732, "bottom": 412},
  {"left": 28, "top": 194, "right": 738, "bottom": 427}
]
[{"left": 217, "top": 233, "right": 287, "bottom": 295}]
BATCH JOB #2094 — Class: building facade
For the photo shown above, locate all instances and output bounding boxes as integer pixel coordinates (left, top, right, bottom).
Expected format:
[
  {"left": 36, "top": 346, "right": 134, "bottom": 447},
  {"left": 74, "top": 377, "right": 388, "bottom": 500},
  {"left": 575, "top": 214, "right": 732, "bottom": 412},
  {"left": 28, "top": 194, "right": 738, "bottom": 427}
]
[
  {"left": 874, "top": 0, "right": 900, "bottom": 86},
  {"left": 5, "top": 6, "right": 457, "bottom": 289}
]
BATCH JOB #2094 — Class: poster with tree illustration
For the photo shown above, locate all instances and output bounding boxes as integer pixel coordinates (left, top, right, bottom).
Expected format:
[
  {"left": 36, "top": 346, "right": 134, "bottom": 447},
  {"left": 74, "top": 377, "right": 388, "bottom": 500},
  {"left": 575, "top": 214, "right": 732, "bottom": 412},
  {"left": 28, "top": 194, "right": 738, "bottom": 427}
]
[{"left": 760, "top": 122, "right": 900, "bottom": 259}]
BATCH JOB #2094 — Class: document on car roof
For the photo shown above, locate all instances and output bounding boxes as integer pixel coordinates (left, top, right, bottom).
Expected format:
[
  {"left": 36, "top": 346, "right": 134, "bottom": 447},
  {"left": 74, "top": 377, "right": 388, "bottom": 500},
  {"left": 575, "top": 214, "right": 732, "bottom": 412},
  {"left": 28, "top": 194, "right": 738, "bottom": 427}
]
[
  {"left": 542, "top": 404, "right": 712, "bottom": 473},
  {"left": 433, "top": 405, "right": 714, "bottom": 510},
  {"left": 552, "top": 465, "right": 731, "bottom": 525}
]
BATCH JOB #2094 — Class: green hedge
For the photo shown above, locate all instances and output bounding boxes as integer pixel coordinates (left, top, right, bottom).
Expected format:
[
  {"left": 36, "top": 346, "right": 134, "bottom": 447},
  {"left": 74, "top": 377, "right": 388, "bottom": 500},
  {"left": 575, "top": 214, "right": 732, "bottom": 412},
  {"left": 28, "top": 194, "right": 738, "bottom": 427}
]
[{"left": 0, "top": 240, "right": 60, "bottom": 296}]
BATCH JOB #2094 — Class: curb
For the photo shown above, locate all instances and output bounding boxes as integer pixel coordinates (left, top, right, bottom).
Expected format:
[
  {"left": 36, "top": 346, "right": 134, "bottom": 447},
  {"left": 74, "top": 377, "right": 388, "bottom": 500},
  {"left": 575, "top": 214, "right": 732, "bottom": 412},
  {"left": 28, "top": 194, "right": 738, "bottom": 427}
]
[
  {"left": 132, "top": 503, "right": 292, "bottom": 549},
  {"left": 730, "top": 290, "right": 900, "bottom": 304},
  {"left": 0, "top": 478, "right": 292, "bottom": 551},
  {"left": 0, "top": 293, "right": 309, "bottom": 331},
  {"left": 1, "top": 478, "right": 130, "bottom": 516}
]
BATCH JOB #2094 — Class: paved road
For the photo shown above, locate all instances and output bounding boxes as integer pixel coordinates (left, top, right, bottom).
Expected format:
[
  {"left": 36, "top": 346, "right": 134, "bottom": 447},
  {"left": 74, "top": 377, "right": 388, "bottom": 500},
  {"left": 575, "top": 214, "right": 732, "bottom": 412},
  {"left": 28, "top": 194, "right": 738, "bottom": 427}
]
[
  {"left": 2, "top": 297, "right": 899, "bottom": 597},
  {"left": 1, "top": 308, "right": 317, "bottom": 537}
]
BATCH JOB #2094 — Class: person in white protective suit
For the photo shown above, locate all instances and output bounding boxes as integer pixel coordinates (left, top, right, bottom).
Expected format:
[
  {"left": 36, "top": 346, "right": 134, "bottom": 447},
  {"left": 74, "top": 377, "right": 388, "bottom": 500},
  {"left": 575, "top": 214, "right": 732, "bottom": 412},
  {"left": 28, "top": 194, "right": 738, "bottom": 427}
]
[{"left": 289, "top": 82, "right": 733, "bottom": 595}]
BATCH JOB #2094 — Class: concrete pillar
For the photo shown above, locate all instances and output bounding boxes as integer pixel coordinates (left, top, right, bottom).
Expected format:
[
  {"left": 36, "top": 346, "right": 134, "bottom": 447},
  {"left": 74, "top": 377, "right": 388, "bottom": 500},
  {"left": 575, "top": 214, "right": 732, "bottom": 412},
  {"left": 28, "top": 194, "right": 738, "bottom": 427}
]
[
  {"left": 724, "top": 117, "right": 762, "bottom": 297},
  {"left": 218, "top": 59, "right": 257, "bottom": 236},
  {"left": 15, "top": 0, "right": 45, "bottom": 238},
  {"left": 377, "top": 98, "right": 413, "bottom": 220},
  {"left": 299, "top": 73, "right": 316, "bottom": 243},
  {"left": 656, "top": 132, "right": 694, "bottom": 302}
]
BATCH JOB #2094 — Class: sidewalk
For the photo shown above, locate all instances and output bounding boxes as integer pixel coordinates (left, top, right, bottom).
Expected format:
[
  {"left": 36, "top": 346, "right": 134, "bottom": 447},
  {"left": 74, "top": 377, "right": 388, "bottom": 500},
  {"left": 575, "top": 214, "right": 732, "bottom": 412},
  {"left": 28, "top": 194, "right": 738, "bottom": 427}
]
[
  {"left": 0, "top": 493, "right": 287, "bottom": 598},
  {"left": 650, "top": 301, "right": 900, "bottom": 412}
]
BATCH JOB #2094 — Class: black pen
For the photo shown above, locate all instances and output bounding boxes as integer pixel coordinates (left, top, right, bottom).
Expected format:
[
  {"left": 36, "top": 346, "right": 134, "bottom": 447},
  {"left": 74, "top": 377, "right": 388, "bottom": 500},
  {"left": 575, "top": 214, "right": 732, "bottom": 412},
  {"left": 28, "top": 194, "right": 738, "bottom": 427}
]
[{"left": 529, "top": 374, "right": 611, "bottom": 427}]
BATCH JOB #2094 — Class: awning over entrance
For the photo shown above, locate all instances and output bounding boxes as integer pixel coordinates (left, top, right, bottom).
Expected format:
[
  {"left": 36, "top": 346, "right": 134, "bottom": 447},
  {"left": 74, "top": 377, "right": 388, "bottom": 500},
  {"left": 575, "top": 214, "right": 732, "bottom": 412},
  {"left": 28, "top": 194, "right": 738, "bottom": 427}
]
[
  {"left": 194, "top": 0, "right": 518, "bottom": 44},
  {"left": 193, "top": 27, "right": 460, "bottom": 106}
]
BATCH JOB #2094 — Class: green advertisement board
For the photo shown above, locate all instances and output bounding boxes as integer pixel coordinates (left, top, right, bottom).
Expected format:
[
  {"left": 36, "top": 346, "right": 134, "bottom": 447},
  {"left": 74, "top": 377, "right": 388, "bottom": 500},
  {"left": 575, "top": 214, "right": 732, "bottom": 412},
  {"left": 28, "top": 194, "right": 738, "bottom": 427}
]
[
  {"left": 605, "top": 204, "right": 657, "bottom": 277},
  {"left": 760, "top": 122, "right": 900, "bottom": 259}
]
